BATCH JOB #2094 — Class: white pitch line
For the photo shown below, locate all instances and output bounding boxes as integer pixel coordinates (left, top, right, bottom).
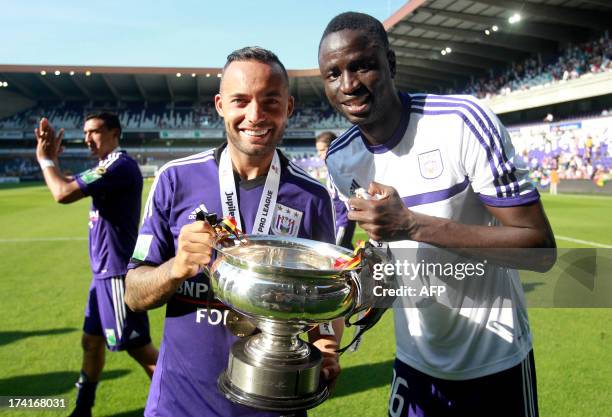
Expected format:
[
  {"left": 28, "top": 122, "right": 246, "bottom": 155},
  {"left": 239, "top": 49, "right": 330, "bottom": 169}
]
[
  {"left": 0, "top": 237, "right": 87, "bottom": 243},
  {"left": 555, "top": 235, "right": 612, "bottom": 248}
]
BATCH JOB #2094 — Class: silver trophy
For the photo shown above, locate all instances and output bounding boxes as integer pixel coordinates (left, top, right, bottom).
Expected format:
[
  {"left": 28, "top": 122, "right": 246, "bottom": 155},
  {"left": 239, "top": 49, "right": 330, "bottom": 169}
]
[{"left": 209, "top": 235, "right": 384, "bottom": 412}]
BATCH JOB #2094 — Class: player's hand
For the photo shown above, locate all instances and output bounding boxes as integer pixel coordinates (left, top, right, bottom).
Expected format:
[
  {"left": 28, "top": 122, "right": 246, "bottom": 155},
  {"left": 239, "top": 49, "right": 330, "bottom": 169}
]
[
  {"left": 35, "top": 118, "right": 64, "bottom": 161},
  {"left": 313, "top": 337, "right": 341, "bottom": 392},
  {"left": 347, "top": 181, "right": 415, "bottom": 242},
  {"left": 171, "top": 221, "right": 216, "bottom": 281}
]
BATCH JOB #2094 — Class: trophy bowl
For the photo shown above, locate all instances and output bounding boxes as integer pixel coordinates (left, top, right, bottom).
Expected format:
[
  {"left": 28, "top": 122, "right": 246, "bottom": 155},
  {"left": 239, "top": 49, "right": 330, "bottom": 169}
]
[{"left": 209, "top": 235, "right": 361, "bottom": 412}]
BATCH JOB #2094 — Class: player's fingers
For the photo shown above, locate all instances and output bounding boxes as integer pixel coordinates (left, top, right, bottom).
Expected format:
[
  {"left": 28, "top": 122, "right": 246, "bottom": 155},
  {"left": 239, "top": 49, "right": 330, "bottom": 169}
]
[
  {"left": 347, "top": 207, "right": 375, "bottom": 223},
  {"left": 347, "top": 196, "right": 372, "bottom": 211},
  {"left": 57, "top": 128, "right": 65, "bottom": 143},
  {"left": 322, "top": 361, "right": 341, "bottom": 380},
  {"left": 368, "top": 181, "right": 395, "bottom": 198},
  {"left": 180, "top": 241, "right": 214, "bottom": 257}
]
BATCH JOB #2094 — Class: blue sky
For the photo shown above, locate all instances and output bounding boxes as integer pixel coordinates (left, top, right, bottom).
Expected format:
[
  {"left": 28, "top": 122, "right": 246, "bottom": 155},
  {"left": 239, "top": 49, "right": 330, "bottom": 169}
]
[{"left": 1, "top": 0, "right": 406, "bottom": 69}]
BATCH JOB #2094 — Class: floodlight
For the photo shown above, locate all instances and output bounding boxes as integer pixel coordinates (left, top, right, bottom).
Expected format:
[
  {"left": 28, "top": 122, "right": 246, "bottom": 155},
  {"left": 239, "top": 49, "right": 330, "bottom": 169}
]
[
  {"left": 509, "top": 13, "right": 521, "bottom": 24},
  {"left": 485, "top": 29, "right": 490, "bottom": 35},
  {"left": 41, "top": 70, "right": 47, "bottom": 75},
  {"left": 492, "top": 25, "right": 499, "bottom": 32},
  {"left": 54, "top": 70, "right": 61, "bottom": 76}
]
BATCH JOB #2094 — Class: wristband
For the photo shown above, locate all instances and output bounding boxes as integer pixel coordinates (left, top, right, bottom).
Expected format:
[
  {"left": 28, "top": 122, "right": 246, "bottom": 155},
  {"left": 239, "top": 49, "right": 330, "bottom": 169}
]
[{"left": 38, "top": 159, "right": 56, "bottom": 169}]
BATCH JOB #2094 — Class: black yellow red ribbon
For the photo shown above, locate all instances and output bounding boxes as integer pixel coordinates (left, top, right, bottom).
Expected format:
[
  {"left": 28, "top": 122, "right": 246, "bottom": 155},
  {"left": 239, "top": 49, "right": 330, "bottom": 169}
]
[{"left": 333, "top": 240, "right": 365, "bottom": 270}]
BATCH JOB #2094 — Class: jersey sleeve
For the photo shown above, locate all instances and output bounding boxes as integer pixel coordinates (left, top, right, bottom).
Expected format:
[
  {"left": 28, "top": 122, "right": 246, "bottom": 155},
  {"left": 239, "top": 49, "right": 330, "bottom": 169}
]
[
  {"left": 461, "top": 98, "right": 540, "bottom": 207},
  {"left": 76, "top": 155, "right": 136, "bottom": 197},
  {"left": 128, "top": 170, "right": 175, "bottom": 268}
]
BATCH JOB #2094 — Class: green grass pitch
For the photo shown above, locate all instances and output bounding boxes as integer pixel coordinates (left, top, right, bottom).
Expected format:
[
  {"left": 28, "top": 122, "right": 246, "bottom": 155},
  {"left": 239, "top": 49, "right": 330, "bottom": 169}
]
[{"left": 0, "top": 183, "right": 610, "bottom": 417}]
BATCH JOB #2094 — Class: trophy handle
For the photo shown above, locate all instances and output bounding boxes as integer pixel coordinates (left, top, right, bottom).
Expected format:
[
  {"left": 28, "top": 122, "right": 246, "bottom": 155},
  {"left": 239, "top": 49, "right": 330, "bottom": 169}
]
[{"left": 337, "top": 243, "right": 396, "bottom": 354}]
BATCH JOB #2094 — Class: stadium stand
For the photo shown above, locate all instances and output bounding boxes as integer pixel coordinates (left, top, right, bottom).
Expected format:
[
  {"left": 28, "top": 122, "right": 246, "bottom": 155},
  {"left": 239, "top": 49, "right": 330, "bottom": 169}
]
[
  {"left": 456, "top": 33, "right": 612, "bottom": 99},
  {"left": 0, "top": 102, "right": 349, "bottom": 131},
  {"left": 509, "top": 116, "right": 611, "bottom": 188}
]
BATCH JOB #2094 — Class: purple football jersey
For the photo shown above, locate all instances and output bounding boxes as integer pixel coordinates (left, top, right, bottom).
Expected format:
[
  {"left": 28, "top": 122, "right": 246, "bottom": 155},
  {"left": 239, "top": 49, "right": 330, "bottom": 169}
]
[
  {"left": 128, "top": 145, "right": 335, "bottom": 417},
  {"left": 76, "top": 151, "right": 143, "bottom": 279}
]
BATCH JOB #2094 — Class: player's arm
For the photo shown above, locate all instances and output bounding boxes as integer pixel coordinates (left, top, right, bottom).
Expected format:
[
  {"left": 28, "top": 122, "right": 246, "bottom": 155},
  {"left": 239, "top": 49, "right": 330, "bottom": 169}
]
[
  {"left": 349, "top": 182, "right": 556, "bottom": 272},
  {"left": 308, "top": 320, "right": 343, "bottom": 390},
  {"left": 35, "top": 118, "right": 84, "bottom": 204},
  {"left": 125, "top": 221, "right": 215, "bottom": 311}
]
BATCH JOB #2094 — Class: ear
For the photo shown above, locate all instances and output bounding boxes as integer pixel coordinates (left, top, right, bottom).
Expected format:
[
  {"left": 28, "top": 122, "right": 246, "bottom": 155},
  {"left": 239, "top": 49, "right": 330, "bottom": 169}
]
[
  {"left": 111, "top": 128, "right": 121, "bottom": 142},
  {"left": 387, "top": 49, "right": 397, "bottom": 78},
  {"left": 286, "top": 95, "right": 295, "bottom": 119},
  {"left": 214, "top": 93, "right": 224, "bottom": 117}
]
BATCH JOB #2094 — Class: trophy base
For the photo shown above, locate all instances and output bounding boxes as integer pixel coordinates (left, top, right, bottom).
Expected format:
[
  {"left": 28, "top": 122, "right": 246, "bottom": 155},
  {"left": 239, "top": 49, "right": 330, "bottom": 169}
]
[
  {"left": 218, "top": 338, "right": 329, "bottom": 412},
  {"left": 219, "top": 372, "right": 329, "bottom": 412}
]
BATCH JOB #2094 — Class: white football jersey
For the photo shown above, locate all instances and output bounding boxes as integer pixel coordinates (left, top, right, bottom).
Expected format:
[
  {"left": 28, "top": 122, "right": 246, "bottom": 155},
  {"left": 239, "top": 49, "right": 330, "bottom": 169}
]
[{"left": 326, "top": 93, "right": 539, "bottom": 380}]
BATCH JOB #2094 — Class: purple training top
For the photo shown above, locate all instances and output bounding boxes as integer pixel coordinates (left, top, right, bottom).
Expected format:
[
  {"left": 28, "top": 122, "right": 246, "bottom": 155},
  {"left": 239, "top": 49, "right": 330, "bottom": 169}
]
[
  {"left": 128, "top": 145, "right": 335, "bottom": 417},
  {"left": 76, "top": 150, "right": 143, "bottom": 279}
]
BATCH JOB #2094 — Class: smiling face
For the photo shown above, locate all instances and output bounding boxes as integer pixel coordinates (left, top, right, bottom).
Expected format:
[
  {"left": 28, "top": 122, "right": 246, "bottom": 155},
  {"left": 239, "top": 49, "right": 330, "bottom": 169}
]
[
  {"left": 215, "top": 60, "right": 294, "bottom": 161},
  {"left": 318, "top": 29, "right": 398, "bottom": 131},
  {"left": 83, "top": 118, "right": 119, "bottom": 159}
]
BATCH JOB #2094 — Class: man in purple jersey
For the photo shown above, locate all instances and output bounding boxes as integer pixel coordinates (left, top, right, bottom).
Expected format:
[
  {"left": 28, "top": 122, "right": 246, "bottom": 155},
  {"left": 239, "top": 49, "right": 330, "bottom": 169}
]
[
  {"left": 125, "top": 47, "right": 342, "bottom": 417},
  {"left": 315, "top": 131, "right": 356, "bottom": 249},
  {"left": 35, "top": 112, "right": 158, "bottom": 417},
  {"left": 318, "top": 12, "right": 556, "bottom": 417}
]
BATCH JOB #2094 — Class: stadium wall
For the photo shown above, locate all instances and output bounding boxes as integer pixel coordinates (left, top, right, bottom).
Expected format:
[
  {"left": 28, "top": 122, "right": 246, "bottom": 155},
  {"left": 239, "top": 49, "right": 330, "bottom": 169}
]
[
  {"left": 537, "top": 179, "right": 612, "bottom": 195},
  {"left": 482, "top": 72, "right": 612, "bottom": 115}
]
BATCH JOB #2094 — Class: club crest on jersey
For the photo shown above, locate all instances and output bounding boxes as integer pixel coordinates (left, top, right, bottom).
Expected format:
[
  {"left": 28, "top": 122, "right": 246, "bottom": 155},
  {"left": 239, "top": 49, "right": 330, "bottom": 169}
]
[
  {"left": 418, "top": 149, "right": 444, "bottom": 179},
  {"left": 271, "top": 203, "right": 302, "bottom": 237},
  {"left": 188, "top": 203, "right": 209, "bottom": 220}
]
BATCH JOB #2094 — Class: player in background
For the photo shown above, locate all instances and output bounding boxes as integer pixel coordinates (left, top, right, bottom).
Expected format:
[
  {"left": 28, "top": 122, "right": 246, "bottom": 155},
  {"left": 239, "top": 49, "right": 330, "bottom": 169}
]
[
  {"left": 125, "top": 47, "right": 342, "bottom": 417},
  {"left": 315, "top": 131, "right": 356, "bottom": 249},
  {"left": 318, "top": 12, "right": 556, "bottom": 417},
  {"left": 35, "top": 112, "right": 158, "bottom": 417}
]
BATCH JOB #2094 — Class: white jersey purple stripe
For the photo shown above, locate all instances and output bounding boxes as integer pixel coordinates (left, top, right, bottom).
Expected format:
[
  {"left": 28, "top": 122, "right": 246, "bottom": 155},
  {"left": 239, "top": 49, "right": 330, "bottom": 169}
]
[
  {"left": 411, "top": 94, "right": 520, "bottom": 198},
  {"left": 325, "top": 92, "right": 537, "bottom": 381}
]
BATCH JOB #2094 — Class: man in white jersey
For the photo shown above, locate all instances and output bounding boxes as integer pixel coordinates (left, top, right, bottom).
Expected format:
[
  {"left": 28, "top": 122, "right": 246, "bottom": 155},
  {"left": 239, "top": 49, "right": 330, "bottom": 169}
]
[{"left": 318, "top": 12, "right": 556, "bottom": 417}]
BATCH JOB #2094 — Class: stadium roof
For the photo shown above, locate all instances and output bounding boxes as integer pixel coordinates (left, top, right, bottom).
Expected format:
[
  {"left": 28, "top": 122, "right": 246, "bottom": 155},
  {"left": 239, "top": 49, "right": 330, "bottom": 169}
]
[
  {"left": 1, "top": 0, "right": 611, "bottom": 103},
  {"left": 385, "top": 0, "right": 612, "bottom": 92}
]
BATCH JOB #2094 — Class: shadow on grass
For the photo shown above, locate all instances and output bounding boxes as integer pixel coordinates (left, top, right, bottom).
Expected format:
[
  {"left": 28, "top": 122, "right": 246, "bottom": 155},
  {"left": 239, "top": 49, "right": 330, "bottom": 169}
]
[
  {"left": 107, "top": 408, "right": 145, "bottom": 417},
  {"left": 522, "top": 282, "right": 545, "bottom": 293},
  {"left": 331, "top": 359, "right": 394, "bottom": 399},
  {"left": 0, "top": 327, "right": 77, "bottom": 347},
  {"left": 0, "top": 370, "right": 130, "bottom": 396}
]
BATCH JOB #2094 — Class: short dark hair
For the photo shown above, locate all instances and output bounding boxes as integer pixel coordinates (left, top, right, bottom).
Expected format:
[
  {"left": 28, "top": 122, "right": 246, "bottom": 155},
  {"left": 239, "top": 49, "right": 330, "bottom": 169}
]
[
  {"left": 222, "top": 46, "right": 288, "bottom": 84},
  {"left": 85, "top": 111, "right": 122, "bottom": 136},
  {"left": 315, "top": 131, "right": 337, "bottom": 145},
  {"left": 319, "top": 12, "right": 389, "bottom": 52}
]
